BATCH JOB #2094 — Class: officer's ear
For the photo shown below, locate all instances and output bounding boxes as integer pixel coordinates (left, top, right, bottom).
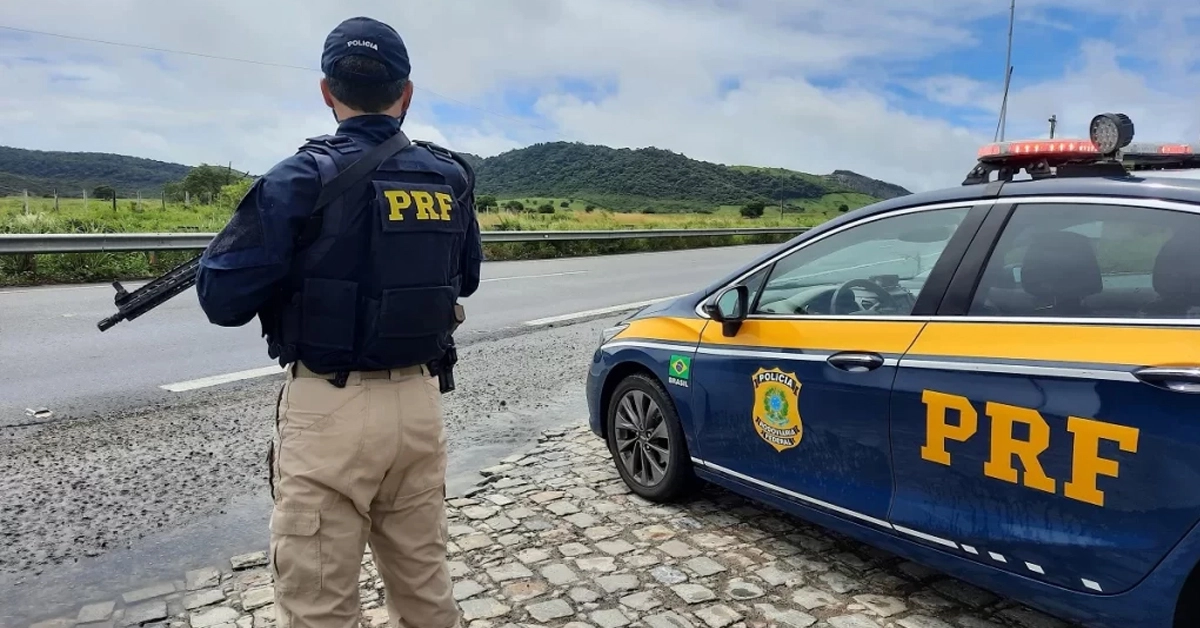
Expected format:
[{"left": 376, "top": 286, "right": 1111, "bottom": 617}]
[
  {"left": 399, "top": 79, "right": 414, "bottom": 113},
  {"left": 320, "top": 78, "right": 336, "bottom": 109}
]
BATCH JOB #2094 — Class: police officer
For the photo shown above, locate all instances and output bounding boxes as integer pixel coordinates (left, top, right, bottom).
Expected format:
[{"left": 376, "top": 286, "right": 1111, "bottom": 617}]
[{"left": 195, "top": 16, "right": 481, "bottom": 628}]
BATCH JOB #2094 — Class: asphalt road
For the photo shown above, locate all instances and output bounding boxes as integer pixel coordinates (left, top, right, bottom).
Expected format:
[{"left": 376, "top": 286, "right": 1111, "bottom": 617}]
[
  {"left": 0, "top": 244, "right": 774, "bottom": 626},
  {"left": 0, "top": 244, "right": 772, "bottom": 428}
]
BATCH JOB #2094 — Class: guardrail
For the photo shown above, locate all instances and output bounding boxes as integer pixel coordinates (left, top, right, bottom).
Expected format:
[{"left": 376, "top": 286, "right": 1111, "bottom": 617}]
[{"left": 0, "top": 227, "right": 809, "bottom": 255}]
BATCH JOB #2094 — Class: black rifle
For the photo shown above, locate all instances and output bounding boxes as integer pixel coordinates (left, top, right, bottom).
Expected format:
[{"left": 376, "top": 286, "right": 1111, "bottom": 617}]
[{"left": 97, "top": 253, "right": 201, "bottom": 332}]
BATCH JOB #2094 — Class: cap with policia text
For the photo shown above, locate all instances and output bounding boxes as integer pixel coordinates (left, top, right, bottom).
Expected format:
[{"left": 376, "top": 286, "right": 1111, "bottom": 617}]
[{"left": 321, "top": 16, "right": 411, "bottom": 82}]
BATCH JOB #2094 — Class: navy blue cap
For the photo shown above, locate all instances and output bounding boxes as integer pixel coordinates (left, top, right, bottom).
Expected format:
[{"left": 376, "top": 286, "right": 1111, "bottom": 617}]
[{"left": 321, "top": 16, "right": 410, "bottom": 82}]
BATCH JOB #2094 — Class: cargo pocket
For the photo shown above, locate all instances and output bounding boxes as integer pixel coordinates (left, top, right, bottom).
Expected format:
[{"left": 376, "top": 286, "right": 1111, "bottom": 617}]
[
  {"left": 377, "top": 286, "right": 455, "bottom": 338},
  {"left": 269, "top": 509, "right": 322, "bottom": 594},
  {"left": 300, "top": 278, "right": 358, "bottom": 350}
]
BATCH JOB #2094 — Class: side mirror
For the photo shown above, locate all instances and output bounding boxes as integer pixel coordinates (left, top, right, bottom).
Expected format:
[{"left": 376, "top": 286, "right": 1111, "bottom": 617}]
[{"left": 703, "top": 285, "right": 749, "bottom": 336}]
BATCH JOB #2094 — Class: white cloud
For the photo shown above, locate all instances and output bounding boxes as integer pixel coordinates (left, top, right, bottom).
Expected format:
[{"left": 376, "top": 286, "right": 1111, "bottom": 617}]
[{"left": 0, "top": 0, "right": 1196, "bottom": 194}]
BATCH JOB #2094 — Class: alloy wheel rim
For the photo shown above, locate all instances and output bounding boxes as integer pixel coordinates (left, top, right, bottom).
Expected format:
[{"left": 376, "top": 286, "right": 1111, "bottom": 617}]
[{"left": 613, "top": 389, "right": 670, "bottom": 487}]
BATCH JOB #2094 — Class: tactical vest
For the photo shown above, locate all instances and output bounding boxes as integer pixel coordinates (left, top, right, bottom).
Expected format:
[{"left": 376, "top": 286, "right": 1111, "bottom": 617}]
[{"left": 265, "top": 133, "right": 472, "bottom": 375}]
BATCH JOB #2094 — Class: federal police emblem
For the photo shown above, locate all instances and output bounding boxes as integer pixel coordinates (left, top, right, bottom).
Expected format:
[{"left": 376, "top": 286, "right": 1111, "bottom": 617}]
[{"left": 751, "top": 367, "right": 803, "bottom": 452}]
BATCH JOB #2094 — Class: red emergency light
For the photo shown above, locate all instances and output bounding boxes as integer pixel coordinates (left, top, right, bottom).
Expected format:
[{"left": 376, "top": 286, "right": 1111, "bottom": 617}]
[
  {"left": 965, "top": 112, "right": 1200, "bottom": 185},
  {"left": 977, "top": 139, "right": 1101, "bottom": 162}
]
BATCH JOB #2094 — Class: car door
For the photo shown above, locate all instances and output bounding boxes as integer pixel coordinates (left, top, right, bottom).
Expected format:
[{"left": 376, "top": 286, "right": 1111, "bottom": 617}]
[
  {"left": 690, "top": 201, "right": 987, "bottom": 526},
  {"left": 889, "top": 197, "right": 1200, "bottom": 596}
]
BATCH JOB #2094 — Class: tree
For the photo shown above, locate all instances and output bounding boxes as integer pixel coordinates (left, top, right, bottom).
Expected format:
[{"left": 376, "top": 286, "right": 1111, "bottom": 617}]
[
  {"left": 183, "top": 164, "right": 242, "bottom": 201},
  {"left": 559, "top": 200, "right": 569, "bottom": 208},
  {"left": 92, "top": 185, "right": 116, "bottom": 201},
  {"left": 538, "top": 202, "right": 555, "bottom": 214},
  {"left": 477, "top": 194, "right": 497, "bottom": 212},
  {"left": 740, "top": 201, "right": 765, "bottom": 218},
  {"left": 504, "top": 200, "right": 525, "bottom": 213},
  {"left": 838, "top": 203, "right": 850, "bottom": 213}
]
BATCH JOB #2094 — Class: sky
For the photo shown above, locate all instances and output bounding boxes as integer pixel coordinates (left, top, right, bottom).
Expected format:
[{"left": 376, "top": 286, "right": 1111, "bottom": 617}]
[{"left": 1, "top": 1, "right": 1198, "bottom": 194}]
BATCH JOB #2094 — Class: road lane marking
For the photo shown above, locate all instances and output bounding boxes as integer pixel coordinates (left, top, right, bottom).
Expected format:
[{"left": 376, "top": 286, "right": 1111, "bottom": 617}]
[
  {"left": 481, "top": 270, "right": 587, "bottom": 283},
  {"left": 523, "top": 294, "right": 690, "bottom": 327},
  {"left": 161, "top": 365, "right": 285, "bottom": 392}
]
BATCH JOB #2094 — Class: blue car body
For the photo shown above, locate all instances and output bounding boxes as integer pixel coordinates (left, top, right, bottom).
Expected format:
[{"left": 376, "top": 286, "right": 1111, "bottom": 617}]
[{"left": 586, "top": 171, "right": 1200, "bottom": 628}]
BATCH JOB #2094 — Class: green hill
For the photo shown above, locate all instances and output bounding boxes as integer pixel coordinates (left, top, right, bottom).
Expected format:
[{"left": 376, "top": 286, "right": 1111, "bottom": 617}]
[
  {"left": 0, "top": 140, "right": 910, "bottom": 211},
  {"left": 0, "top": 146, "right": 191, "bottom": 198},
  {"left": 467, "top": 142, "right": 910, "bottom": 211}
]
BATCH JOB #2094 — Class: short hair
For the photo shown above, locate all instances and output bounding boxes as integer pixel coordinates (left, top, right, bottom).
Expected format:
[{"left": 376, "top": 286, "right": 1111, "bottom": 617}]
[{"left": 326, "top": 56, "right": 408, "bottom": 113}]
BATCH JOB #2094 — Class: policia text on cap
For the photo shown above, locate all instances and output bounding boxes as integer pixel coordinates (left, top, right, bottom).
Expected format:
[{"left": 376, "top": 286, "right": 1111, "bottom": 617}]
[{"left": 195, "top": 16, "right": 483, "bottom": 628}]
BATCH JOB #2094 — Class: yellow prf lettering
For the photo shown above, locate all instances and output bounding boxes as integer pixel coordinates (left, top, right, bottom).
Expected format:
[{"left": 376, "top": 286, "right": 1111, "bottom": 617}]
[
  {"left": 412, "top": 191, "right": 438, "bottom": 220},
  {"left": 434, "top": 192, "right": 454, "bottom": 221},
  {"left": 384, "top": 190, "right": 411, "bottom": 221},
  {"left": 920, "top": 390, "right": 977, "bottom": 466},
  {"left": 982, "top": 401, "right": 1056, "bottom": 494},
  {"left": 1064, "top": 416, "right": 1140, "bottom": 507}
]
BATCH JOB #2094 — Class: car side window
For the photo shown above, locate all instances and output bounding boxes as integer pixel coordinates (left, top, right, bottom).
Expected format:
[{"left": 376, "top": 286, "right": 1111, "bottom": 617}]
[
  {"left": 751, "top": 206, "right": 972, "bottom": 316},
  {"left": 968, "top": 202, "right": 1200, "bottom": 319}
]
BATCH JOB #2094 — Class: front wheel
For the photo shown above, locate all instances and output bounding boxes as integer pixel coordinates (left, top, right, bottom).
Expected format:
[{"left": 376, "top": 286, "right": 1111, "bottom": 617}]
[{"left": 605, "top": 373, "right": 696, "bottom": 502}]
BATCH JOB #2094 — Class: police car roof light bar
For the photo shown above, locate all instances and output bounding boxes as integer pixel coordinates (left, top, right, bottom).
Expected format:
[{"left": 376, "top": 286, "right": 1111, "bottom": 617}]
[{"left": 963, "top": 112, "right": 1200, "bottom": 186}]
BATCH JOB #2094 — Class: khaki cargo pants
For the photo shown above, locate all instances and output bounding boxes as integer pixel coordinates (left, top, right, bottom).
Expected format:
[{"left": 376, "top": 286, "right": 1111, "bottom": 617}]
[{"left": 268, "top": 361, "right": 460, "bottom": 628}]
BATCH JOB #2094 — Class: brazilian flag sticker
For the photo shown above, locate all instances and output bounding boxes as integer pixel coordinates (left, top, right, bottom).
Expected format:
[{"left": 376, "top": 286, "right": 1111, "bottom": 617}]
[{"left": 668, "top": 355, "right": 691, "bottom": 387}]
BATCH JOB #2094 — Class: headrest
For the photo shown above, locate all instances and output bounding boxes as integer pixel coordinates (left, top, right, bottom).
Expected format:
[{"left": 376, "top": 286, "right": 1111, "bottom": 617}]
[
  {"left": 1153, "top": 231, "right": 1200, "bottom": 304},
  {"left": 1021, "top": 231, "right": 1102, "bottom": 301}
]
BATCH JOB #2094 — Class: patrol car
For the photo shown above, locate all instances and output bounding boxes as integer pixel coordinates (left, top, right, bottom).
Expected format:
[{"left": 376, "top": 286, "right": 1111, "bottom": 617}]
[{"left": 585, "top": 113, "right": 1200, "bottom": 628}]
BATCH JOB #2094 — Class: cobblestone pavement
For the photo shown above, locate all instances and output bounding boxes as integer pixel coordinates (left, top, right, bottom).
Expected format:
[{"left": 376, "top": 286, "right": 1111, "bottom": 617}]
[{"left": 25, "top": 426, "right": 1080, "bottom": 628}]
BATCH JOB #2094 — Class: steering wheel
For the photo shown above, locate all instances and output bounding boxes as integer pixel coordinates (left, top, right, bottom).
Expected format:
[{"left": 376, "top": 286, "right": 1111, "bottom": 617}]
[{"left": 830, "top": 278, "right": 898, "bottom": 315}]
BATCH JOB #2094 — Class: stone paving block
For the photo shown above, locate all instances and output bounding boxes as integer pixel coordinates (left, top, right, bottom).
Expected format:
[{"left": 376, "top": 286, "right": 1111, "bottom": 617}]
[
  {"left": 645, "top": 610, "right": 697, "bottom": 628},
  {"left": 502, "top": 580, "right": 548, "bottom": 602},
  {"left": 527, "top": 599, "right": 574, "bottom": 622},
  {"left": 897, "top": 616, "right": 956, "bottom": 628},
  {"left": 595, "top": 573, "right": 640, "bottom": 594},
  {"left": 620, "top": 590, "right": 662, "bottom": 611},
  {"left": 570, "top": 587, "right": 602, "bottom": 603},
  {"left": 241, "top": 587, "right": 274, "bottom": 611},
  {"left": 455, "top": 579, "right": 490, "bottom": 603},
  {"left": 123, "top": 583, "right": 176, "bottom": 604},
  {"left": 591, "top": 608, "right": 631, "bottom": 628},
  {"left": 683, "top": 556, "right": 726, "bottom": 577},
  {"left": 230, "top": 552, "right": 268, "bottom": 570},
  {"left": 650, "top": 565, "right": 688, "bottom": 584},
  {"left": 186, "top": 568, "right": 222, "bottom": 591},
  {"left": 122, "top": 600, "right": 168, "bottom": 626},
  {"left": 78, "top": 601, "right": 116, "bottom": 624},
  {"left": 755, "top": 604, "right": 817, "bottom": 628},
  {"left": 671, "top": 583, "right": 717, "bottom": 604},
  {"left": 459, "top": 597, "right": 511, "bottom": 621},
  {"left": 827, "top": 614, "right": 883, "bottom": 628},
  {"left": 659, "top": 539, "right": 699, "bottom": 558},
  {"left": 182, "top": 589, "right": 226, "bottom": 610},
  {"left": 695, "top": 604, "right": 741, "bottom": 628}
]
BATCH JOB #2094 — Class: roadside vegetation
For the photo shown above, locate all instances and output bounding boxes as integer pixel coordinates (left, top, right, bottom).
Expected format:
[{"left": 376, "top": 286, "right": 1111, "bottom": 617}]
[{"left": 0, "top": 183, "right": 874, "bottom": 286}]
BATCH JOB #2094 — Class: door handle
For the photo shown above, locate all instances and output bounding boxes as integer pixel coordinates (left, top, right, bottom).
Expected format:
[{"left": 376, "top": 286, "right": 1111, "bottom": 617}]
[
  {"left": 827, "top": 352, "right": 884, "bottom": 373},
  {"left": 1133, "top": 366, "right": 1200, "bottom": 394}
]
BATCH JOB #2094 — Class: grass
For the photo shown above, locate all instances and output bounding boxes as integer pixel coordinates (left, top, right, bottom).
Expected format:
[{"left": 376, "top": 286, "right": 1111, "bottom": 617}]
[{"left": 0, "top": 192, "right": 875, "bottom": 286}]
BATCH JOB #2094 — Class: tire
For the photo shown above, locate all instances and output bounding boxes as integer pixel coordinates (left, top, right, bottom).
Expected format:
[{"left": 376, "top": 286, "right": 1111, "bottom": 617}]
[{"left": 605, "top": 373, "right": 696, "bottom": 502}]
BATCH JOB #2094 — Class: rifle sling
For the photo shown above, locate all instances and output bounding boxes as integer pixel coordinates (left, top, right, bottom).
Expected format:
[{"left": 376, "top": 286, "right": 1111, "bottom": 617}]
[{"left": 299, "top": 129, "right": 413, "bottom": 248}]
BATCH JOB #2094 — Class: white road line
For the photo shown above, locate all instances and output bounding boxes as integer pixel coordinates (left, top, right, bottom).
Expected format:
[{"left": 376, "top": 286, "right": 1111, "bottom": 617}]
[
  {"left": 480, "top": 270, "right": 587, "bottom": 283},
  {"left": 160, "top": 365, "right": 285, "bottom": 392},
  {"left": 523, "top": 294, "right": 690, "bottom": 327}
]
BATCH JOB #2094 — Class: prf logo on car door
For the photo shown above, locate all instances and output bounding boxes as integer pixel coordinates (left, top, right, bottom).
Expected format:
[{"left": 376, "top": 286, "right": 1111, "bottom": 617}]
[{"left": 920, "top": 389, "right": 1140, "bottom": 507}]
